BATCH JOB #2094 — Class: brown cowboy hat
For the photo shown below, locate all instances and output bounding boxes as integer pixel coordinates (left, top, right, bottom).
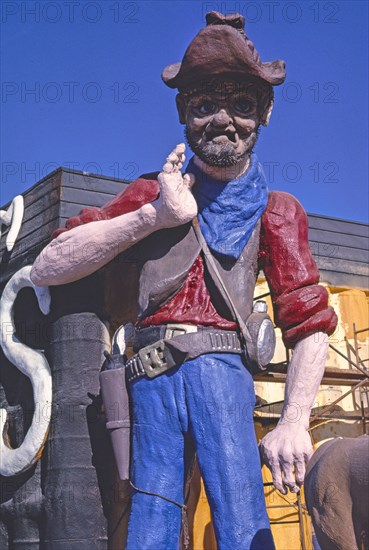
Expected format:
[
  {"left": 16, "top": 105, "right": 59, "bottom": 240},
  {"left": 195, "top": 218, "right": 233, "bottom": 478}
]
[{"left": 162, "top": 11, "right": 286, "bottom": 90}]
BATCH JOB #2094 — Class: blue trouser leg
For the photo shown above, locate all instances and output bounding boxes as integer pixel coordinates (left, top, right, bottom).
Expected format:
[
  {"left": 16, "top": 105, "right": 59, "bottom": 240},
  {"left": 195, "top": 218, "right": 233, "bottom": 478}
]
[
  {"left": 125, "top": 366, "right": 187, "bottom": 550},
  {"left": 126, "top": 353, "right": 275, "bottom": 550}
]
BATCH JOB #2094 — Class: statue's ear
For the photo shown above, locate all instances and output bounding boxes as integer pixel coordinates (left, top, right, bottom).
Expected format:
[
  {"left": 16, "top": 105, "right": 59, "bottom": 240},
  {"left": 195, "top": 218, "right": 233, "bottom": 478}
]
[
  {"left": 260, "top": 87, "right": 274, "bottom": 127},
  {"left": 176, "top": 93, "right": 187, "bottom": 124}
]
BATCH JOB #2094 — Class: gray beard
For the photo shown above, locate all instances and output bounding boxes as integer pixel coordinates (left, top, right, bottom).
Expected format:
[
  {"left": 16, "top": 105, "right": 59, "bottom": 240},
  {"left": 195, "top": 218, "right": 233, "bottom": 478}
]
[{"left": 185, "top": 128, "right": 260, "bottom": 167}]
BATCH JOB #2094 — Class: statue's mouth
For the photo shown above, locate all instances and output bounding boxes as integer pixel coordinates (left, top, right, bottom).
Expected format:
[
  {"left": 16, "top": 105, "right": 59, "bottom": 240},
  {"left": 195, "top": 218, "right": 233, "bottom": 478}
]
[{"left": 205, "top": 130, "right": 238, "bottom": 144}]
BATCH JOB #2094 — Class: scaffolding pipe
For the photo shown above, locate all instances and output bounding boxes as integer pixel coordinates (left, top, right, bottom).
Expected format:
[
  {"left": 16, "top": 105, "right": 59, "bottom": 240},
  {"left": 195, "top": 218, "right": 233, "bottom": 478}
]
[
  {"left": 309, "top": 378, "right": 369, "bottom": 425},
  {"left": 297, "top": 492, "right": 306, "bottom": 550},
  {"left": 328, "top": 345, "right": 369, "bottom": 378}
]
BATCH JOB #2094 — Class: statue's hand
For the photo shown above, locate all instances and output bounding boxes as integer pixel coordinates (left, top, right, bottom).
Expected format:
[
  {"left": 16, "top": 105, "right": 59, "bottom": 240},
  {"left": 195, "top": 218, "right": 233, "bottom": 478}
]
[
  {"left": 259, "top": 423, "right": 313, "bottom": 494},
  {"left": 154, "top": 143, "right": 197, "bottom": 228}
]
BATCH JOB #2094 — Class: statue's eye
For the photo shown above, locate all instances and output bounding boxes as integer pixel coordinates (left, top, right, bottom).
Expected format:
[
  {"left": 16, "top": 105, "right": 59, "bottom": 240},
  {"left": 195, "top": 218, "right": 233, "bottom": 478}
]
[
  {"left": 234, "top": 100, "right": 252, "bottom": 115},
  {"left": 197, "top": 102, "right": 216, "bottom": 115}
]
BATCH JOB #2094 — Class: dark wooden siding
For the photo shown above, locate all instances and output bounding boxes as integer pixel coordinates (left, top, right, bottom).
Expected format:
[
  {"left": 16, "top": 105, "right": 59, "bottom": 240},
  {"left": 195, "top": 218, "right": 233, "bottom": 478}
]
[
  {"left": 0, "top": 170, "right": 62, "bottom": 286},
  {"left": 0, "top": 168, "right": 128, "bottom": 287},
  {"left": 1, "top": 168, "right": 368, "bottom": 290},
  {"left": 308, "top": 213, "right": 369, "bottom": 290}
]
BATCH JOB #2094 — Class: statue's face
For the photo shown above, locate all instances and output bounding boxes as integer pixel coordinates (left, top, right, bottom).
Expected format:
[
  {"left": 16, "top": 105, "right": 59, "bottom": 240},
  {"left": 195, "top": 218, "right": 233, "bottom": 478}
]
[{"left": 178, "top": 81, "right": 268, "bottom": 168}]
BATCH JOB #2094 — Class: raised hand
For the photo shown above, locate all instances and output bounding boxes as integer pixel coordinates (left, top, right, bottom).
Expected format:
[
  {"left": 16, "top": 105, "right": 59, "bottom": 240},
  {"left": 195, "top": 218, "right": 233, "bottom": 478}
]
[{"left": 154, "top": 143, "right": 197, "bottom": 228}]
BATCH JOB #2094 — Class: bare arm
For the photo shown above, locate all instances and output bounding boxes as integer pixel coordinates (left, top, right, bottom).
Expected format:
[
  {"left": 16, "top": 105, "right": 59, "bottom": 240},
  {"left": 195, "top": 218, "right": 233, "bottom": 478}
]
[
  {"left": 31, "top": 205, "right": 159, "bottom": 286},
  {"left": 259, "top": 332, "right": 328, "bottom": 493},
  {"left": 31, "top": 144, "right": 197, "bottom": 286}
]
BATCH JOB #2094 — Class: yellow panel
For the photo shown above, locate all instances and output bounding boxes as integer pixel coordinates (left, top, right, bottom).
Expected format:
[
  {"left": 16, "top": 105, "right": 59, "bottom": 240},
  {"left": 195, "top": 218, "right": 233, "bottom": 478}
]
[
  {"left": 335, "top": 289, "right": 369, "bottom": 341},
  {"left": 188, "top": 463, "right": 216, "bottom": 550}
]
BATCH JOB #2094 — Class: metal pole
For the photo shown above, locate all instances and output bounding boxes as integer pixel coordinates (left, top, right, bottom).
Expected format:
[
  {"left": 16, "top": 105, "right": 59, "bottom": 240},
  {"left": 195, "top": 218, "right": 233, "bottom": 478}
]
[
  {"left": 359, "top": 389, "right": 367, "bottom": 434},
  {"left": 309, "top": 378, "right": 369, "bottom": 425},
  {"left": 253, "top": 292, "right": 271, "bottom": 300},
  {"left": 297, "top": 492, "right": 306, "bottom": 550},
  {"left": 349, "top": 329, "right": 367, "bottom": 370},
  {"left": 353, "top": 327, "right": 369, "bottom": 335},
  {"left": 353, "top": 323, "right": 368, "bottom": 434},
  {"left": 329, "top": 345, "right": 369, "bottom": 378}
]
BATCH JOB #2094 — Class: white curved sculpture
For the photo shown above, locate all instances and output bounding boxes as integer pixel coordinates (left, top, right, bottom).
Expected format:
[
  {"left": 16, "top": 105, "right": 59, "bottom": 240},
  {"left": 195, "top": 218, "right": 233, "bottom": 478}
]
[
  {"left": 0, "top": 195, "right": 24, "bottom": 252},
  {"left": 0, "top": 265, "right": 52, "bottom": 476}
]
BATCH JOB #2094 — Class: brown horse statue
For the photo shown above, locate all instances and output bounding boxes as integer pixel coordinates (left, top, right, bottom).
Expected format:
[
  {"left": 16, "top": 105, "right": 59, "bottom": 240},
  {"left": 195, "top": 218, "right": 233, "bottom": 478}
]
[{"left": 305, "top": 435, "right": 369, "bottom": 550}]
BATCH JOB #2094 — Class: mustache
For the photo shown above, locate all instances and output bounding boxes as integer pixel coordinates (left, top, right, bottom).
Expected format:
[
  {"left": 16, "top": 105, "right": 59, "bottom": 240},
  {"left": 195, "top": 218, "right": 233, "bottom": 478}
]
[
  {"left": 204, "top": 128, "right": 238, "bottom": 143},
  {"left": 184, "top": 127, "right": 261, "bottom": 167}
]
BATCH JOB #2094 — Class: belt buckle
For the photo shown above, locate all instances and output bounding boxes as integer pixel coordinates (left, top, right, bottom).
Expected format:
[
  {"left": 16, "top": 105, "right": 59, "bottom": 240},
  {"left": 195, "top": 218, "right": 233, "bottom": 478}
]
[
  {"left": 164, "top": 323, "right": 198, "bottom": 339},
  {"left": 138, "top": 340, "right": 176, "bottom": 378}
]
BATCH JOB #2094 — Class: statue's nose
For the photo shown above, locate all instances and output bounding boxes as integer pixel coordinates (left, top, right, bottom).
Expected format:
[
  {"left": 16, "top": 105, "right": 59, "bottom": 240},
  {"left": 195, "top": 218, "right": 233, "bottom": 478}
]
[{"left": 211, "top": 109, "right": 232, "bottom": 127}]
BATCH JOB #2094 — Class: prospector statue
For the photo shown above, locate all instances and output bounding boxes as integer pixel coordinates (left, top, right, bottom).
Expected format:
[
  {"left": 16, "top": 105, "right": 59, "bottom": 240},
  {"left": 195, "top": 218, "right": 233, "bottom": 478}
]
[{"left": 31, "top": 12, "right": 337, "bottom": 549}]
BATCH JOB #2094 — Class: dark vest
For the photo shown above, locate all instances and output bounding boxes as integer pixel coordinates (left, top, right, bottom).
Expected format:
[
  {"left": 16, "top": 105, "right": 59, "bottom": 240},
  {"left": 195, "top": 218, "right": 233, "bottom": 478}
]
[{"left": 133, "top": 220, "right": 261, "bottom": 323}]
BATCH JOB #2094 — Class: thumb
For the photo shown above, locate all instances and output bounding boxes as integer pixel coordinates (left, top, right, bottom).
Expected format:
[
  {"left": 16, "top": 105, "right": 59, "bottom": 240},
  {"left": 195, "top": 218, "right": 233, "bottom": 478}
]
[{"left": 183, "top": 172, "right": 196, "bottom": 189}]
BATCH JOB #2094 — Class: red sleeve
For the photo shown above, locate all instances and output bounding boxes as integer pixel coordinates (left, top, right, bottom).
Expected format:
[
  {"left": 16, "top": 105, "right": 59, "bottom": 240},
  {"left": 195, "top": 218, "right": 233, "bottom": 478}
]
[
  {"left": 259, "top": 191, "right": 337, "bottom": 348},
  {"left": 51, "top": 173, "right": 160, "bottom": 239}
]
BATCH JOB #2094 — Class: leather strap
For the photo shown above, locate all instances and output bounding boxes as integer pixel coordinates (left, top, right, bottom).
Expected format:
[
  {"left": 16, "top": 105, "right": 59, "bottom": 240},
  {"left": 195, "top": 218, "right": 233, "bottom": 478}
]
[
  {"left": 192, "top": 218, "right": 250, "bottom": 350},
  {"left": 126, "top": 327, "right": 243, "bottom": 382},
  {"left": 134, "top": 324, "right": 238, "bottom": 352}
]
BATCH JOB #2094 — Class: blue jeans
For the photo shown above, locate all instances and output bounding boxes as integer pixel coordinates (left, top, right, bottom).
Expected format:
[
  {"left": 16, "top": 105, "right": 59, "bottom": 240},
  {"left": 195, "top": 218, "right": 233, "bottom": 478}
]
[{"left": 126, "top": 353, "right": 275, "bottom": 550}]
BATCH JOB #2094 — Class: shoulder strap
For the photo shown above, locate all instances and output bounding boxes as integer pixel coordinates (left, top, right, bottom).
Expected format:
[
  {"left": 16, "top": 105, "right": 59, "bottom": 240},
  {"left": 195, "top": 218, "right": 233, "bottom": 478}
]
[{"left": 192, "top": 218, "right": 249, "bottom": 345}]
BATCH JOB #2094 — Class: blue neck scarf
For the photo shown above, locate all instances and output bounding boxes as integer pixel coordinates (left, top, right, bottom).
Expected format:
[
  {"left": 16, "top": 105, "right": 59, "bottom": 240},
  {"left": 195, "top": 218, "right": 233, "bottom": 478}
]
[{"left": 188, "top": 153, "right": 268, "bottom": 260}]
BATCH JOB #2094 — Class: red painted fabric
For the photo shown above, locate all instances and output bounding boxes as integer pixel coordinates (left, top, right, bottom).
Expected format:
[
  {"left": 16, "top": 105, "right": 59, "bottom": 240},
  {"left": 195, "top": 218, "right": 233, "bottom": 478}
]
[
  {"left": 259, "top": 191, "right": 337, "bottom": 347},
  {"left": 140, "top": 255, "right": 237, "bottom": 329},
  {"left": 52, "top": 177, "right": 337, "bottom": 346}
]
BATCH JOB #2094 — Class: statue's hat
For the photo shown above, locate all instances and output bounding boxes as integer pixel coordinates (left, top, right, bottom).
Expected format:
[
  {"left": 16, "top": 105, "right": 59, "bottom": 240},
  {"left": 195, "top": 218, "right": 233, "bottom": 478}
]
[{"left": 162, "top": 11, "right": 286, "bottom": 90}]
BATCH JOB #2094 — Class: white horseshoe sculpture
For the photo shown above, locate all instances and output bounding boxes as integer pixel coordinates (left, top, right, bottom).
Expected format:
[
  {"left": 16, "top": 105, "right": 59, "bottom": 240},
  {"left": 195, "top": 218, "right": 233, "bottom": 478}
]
[
  {"left": 0, "top": 265, "right": 52, "bottom": 476},
  {"left": 0, "top": 195, "right": 24, "bottom": 252}
]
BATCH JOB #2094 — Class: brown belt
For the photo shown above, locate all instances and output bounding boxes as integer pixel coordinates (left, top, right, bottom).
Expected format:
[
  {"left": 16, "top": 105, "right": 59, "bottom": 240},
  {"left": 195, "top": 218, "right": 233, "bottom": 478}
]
[{"left": 126, "top": 323, "right": 242, "bottom": 382}]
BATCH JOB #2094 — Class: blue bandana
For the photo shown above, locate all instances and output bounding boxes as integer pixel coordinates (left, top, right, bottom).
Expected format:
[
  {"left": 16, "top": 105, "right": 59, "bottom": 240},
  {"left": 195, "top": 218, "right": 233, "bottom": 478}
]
[{"left": 188, "top": 153, "right": 268, "bottom": 260}]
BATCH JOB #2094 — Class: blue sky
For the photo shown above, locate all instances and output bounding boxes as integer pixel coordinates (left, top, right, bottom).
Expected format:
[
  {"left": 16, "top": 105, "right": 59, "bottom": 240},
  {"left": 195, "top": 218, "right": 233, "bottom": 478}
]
[{"left": 1, "top": 0, "right": 368, "bottom": 222}]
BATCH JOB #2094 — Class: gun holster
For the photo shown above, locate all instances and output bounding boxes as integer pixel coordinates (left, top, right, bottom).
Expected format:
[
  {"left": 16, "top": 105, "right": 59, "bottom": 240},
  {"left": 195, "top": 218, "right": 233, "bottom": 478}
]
[{"left": 100, "top": 353, "right": 130, "bottom": 481}]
